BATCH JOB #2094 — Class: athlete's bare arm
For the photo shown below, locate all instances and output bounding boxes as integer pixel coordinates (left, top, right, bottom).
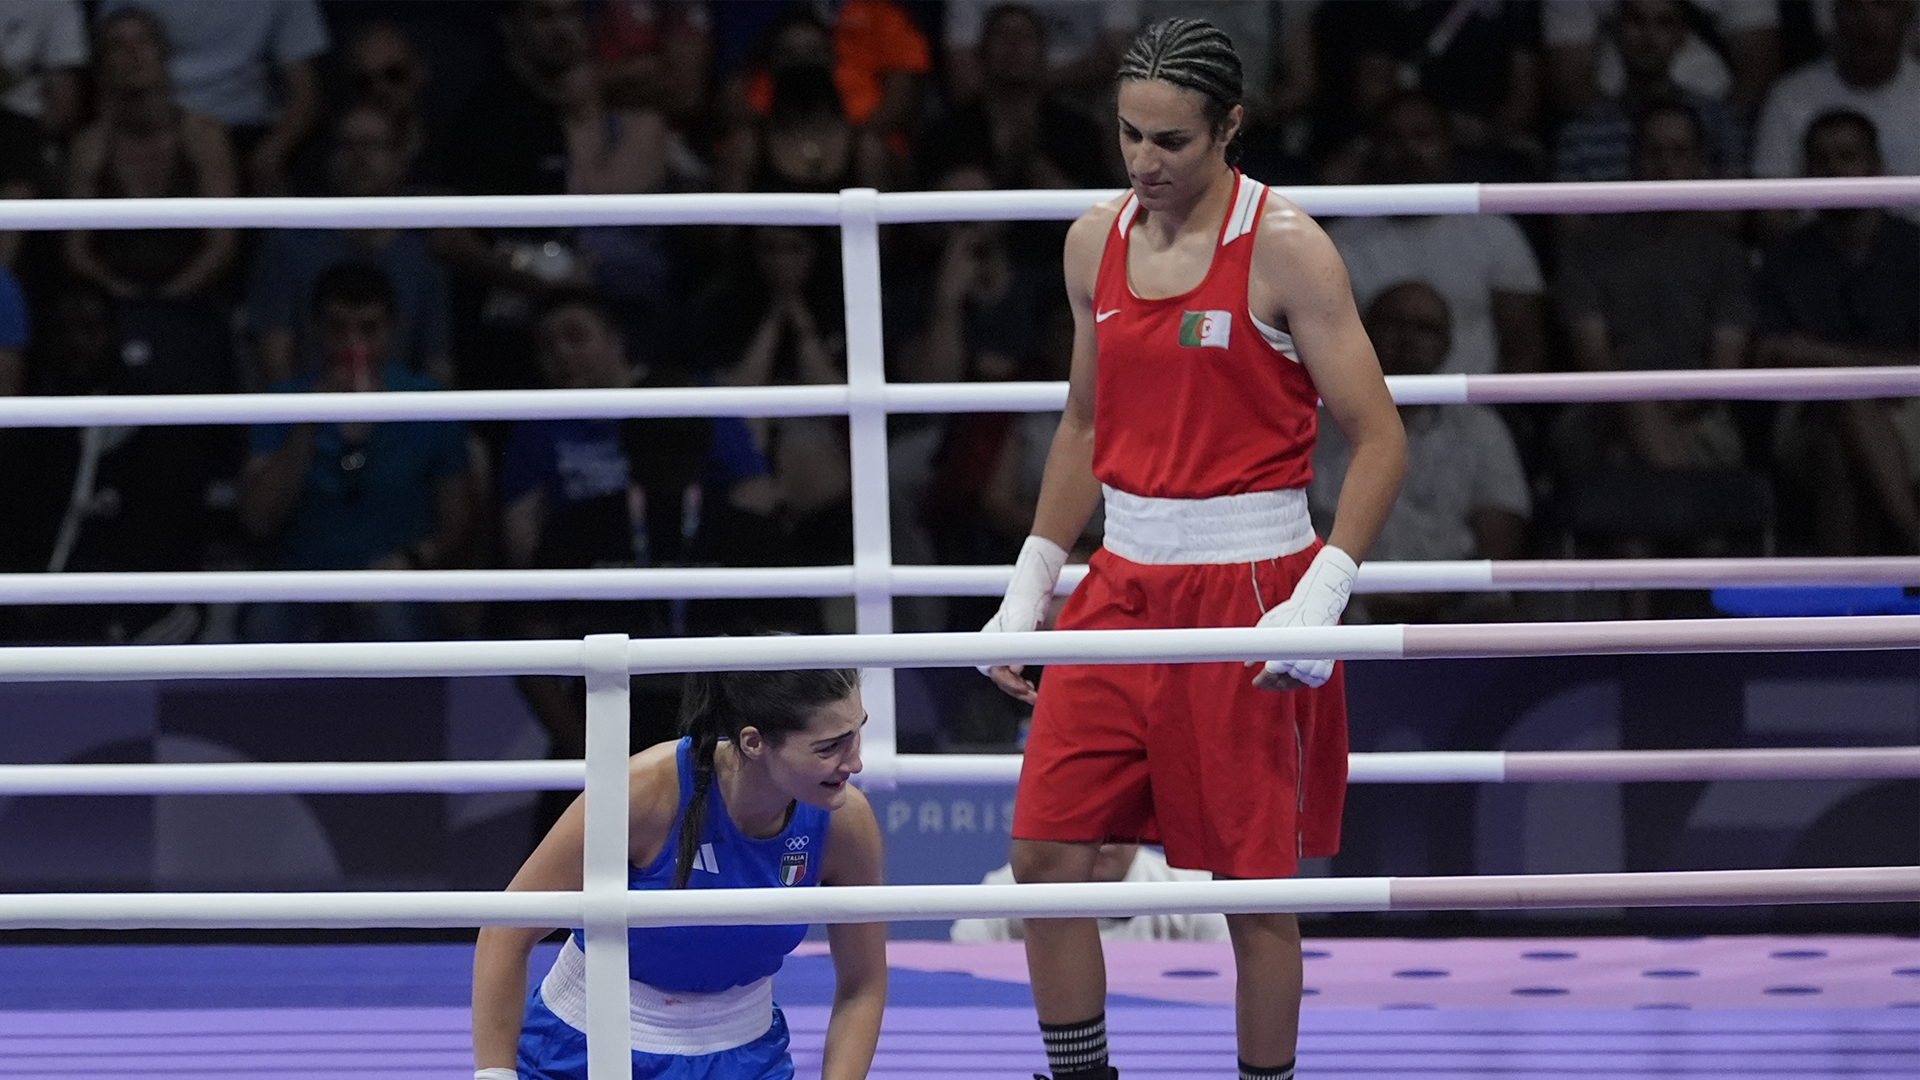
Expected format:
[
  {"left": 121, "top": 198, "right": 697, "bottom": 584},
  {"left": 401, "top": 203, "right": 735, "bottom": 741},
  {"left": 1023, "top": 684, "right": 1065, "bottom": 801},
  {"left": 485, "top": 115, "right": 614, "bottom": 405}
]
[
  {"left": 1248, "top": 197, "right": 1406, "bottom": 564},
  {"left": 1030, "top": 200, "right": 1120, "bottom": 549},
  {"left": 986, "top": 200, "right": 1119, "bottom": 703},
  {"left": 819, "top": 788, "right": 887, "bottom": 1080},
  {"left": 470, "top": 743, "right": 682, "bottom": 1072}
]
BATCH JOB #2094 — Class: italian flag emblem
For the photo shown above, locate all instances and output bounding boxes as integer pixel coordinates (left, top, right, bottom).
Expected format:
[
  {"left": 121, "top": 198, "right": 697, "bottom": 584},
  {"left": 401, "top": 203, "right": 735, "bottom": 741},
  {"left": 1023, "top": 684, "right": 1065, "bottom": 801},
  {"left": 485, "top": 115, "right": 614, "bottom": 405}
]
[
  {"left": 1179, "top": 310, "right": 1232, "bottom": 349},
  {"left": 780, "top": 851, "right": 808, "bottom": 886}
]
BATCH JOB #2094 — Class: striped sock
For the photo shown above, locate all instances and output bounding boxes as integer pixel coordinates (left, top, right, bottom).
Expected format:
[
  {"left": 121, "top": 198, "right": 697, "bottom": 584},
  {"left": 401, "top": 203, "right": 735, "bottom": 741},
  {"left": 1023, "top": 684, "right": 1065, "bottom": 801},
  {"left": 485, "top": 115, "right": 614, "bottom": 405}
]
[
  {"left": 1039, "top": 1013, "right": 1109, "bottom": 1077},
  {"left": 1240, "top": 1058, "right": 1295, "bottom": 1080}
]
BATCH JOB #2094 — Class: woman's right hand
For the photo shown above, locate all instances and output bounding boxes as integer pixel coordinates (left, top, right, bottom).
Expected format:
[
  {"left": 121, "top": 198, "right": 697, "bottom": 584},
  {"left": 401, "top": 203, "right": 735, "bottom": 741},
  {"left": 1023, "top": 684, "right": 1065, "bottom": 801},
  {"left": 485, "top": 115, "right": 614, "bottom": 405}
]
[{"left": 980, "top": 535, "right": 1068, "bottom": 704}]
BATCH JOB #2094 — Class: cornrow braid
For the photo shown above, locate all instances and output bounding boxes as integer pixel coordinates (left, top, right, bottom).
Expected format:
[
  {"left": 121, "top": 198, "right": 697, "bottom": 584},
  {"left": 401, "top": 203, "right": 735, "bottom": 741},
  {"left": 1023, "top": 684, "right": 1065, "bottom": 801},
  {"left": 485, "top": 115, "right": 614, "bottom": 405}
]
[
  {"left": 670, "top": 664, "right": 862, "bottom": 889},
  {"left": 1117, "top": 17, "right": 1244, "bottom": 136}
]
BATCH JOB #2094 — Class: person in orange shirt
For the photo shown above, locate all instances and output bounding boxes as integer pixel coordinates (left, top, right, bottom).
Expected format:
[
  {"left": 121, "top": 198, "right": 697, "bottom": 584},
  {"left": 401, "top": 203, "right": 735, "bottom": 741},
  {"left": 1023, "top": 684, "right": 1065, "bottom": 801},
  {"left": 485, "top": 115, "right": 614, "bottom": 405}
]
[{"left": 734, "top": 2, "right": 928, "bottom": 158}]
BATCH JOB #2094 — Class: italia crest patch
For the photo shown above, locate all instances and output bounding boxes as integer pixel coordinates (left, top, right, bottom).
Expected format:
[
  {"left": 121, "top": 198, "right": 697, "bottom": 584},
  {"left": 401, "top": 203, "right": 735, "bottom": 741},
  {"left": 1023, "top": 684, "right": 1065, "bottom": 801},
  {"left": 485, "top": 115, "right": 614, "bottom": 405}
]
[{"left": 779, "top": 851, "right": 809, "bottom": 886}]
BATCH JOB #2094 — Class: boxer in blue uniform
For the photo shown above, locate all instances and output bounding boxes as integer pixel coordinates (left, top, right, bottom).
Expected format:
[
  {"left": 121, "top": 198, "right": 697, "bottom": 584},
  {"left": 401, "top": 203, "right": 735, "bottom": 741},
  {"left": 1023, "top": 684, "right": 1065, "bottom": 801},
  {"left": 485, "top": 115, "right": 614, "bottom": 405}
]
[{"left": 473, "top": 668, "right": 886, "bottom": 1080}]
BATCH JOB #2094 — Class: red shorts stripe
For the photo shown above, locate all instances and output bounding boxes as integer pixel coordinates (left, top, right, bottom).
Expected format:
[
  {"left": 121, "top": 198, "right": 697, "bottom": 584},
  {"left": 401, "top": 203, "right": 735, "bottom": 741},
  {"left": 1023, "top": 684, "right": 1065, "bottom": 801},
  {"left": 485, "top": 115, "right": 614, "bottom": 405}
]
[{"left": 1012, "top": 543, "right": 1348, "bottom": 879}]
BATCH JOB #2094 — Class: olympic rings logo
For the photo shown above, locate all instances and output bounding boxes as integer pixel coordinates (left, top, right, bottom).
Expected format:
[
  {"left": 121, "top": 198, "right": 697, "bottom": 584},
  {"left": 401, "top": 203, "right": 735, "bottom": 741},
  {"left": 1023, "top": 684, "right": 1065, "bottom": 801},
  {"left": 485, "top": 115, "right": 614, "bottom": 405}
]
[{"left": 786, "top": 836, "right": 811, "bottom": 851}]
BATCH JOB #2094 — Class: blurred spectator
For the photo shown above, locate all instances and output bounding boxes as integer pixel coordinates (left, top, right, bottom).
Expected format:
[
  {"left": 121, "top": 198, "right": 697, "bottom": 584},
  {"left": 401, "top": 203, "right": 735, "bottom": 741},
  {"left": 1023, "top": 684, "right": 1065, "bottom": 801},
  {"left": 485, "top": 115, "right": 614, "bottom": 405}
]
[
  {"left": 715, "top": 9, "right": 893, "bottom": 192},
  {"left": 1144, "top": 1, "right": 1317, "bottom": 118},
  {"left": 1754, "top": 111, "right": 1919, "bottom": 555},
  {"left": 0, "top": 0, "right": 86, "bottom": 134},
  {"left": 1314, "top": 0, "right": 1542, "bottom": 175},
  {"left": 905, "top": 208, "right": 1053, "bottom": 386},
  {"left": 65, "top": 6, "right": 237, "bottom": 394},
  {"left": 1545, "top": 0, "right": 1779, "bottom": 120},
  {"left": 909, "top": 205, "right": 1062, "bottom": 583},
  {"left": 1146, "top": 0, "right": 1320, "bottom": 181},
  {"left": 246, "top": 103, "right": 450, "bottom": 388},
  {"left": 951, "top": 844, "right": 1229, "bottom": 943},
  {"left": 99, "top": 0, "right": 328, "bottom": 196},
  {"left": 553, "top": 22, "right": 679, "bottom": 346},
  {"left": 1310, "top": 282, "right": 1529, "bottom": 624},
  {"left": 711, "top": 227, "right": 846, "bottom": 389},
  {"left": 694, "top": 225, "right": 851, "bottom": 631},
  {"left": 502, "top": 288, "right": 766, "bottom": 586},
  {"left": 1557, "top": 102, "right": 1751, "bottom": 474},
  {"left": 1752, "top": 0, "right": 1920, "bottom": 180},
  {"left": 943, "top": 0, "right": 1138, "bottom": 105},
  {"left": 0, "top": 278, "right": 218, "bottom": 644},
  {"left": 0, "top": 102, "right": 37, "bottom": 271},
  {"left": 1553, "top": 0, "right": 1748, "bottom": 181},
  {"left": 437, "top": 0, "right": 600, "bottom": 390},
  {"left": 0, "top": 0, "right": 86, "bottom": 267},
  {"left": 828, "top": 0, "right": 930, "bottom": 158},
  {"left": 0, "top": 258, "right": 20, "bottom": 394},
  {"left": 66, "top": 7, "right": 237, "bottom": 300},
  {"left": 341, "top": 21, "right": 437, "bottom": 188},
  {"left": 1326, "top": 92, "right": 1546, "bottom": 375},
  {"left": 915, "top": 4, "right": 1115, "bottom": 190},
  {"left": 1807, "top": 0, "right": 1920, "bottom": 56},
  {"left": 556, "top": 55, "right": 669, "bottom": 196},
  {"left": 590, "top": 0, "right": 711, "bottom": 127},
  {"left": 236, "top": 262, "right": 471, "bottom": 642},
  {"left": 501, "top": 289, "right": 736, "bottom": 829}
]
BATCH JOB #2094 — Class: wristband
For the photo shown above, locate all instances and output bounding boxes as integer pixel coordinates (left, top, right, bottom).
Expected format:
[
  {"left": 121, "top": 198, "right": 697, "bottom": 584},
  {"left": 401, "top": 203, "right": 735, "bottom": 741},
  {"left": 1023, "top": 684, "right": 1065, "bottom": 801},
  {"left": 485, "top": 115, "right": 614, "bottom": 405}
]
[
  {"left": 476, "top": 1069, "right": 518, "bottom": 1080},
  {"left": 977, "top": 535, "right": 1068, "bottom": 676},
  {"left": 1253, "top": 544, "right": 1357, "bottom": 689}
]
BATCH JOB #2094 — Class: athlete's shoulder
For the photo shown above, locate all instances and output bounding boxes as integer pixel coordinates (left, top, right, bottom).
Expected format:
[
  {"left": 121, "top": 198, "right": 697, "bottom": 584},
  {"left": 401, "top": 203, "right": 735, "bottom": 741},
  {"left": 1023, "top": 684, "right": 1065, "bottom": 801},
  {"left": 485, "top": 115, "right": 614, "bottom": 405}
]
[
  {"left": 628, "top": 739, "right": 684, "bottom": 820},
  {"left": 1251, "top": 188, "right": 1351, "bottom": 296},
  {"left": 829, "top": 782, "right": 877, "bottom": 827},
  {"left": 1066, "top": 192, "right": 1128, "bottom": 253},
  {"left": 821, "top": 784, "right": 882, "bottom": 885},
  {"left": 1063, "top": 193, "right": 1126, "bottom": 298},
  {"left": 1253, "top": 189, "right": 1337, "bottom": 257}
]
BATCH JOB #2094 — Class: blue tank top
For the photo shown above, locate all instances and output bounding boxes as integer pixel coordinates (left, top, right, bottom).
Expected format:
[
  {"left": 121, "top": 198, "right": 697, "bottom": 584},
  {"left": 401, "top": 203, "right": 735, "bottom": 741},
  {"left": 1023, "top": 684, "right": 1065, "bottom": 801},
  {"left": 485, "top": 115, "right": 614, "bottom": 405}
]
[{"left": 571, "top": 737, "right": 832, "bottom": 993}]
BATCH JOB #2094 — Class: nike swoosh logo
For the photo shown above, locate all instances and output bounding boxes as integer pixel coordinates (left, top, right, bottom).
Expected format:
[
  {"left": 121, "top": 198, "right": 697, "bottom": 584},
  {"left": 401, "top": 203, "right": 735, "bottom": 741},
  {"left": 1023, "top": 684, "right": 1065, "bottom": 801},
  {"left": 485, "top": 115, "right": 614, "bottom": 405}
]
[{"left": 1096, "top": 309, "right": 1120, "bottom": 322}]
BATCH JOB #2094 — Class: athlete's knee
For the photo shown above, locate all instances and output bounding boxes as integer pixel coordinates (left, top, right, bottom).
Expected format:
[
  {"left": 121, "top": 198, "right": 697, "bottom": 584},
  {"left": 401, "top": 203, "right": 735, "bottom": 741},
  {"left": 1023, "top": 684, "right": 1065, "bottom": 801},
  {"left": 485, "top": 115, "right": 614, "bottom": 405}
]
[
  {"left": 1010, "top": 839, "right": 1100, "bottom": 884},
  {"left": 1225, "top": 909, "right": 1301, "bottom": 947}
]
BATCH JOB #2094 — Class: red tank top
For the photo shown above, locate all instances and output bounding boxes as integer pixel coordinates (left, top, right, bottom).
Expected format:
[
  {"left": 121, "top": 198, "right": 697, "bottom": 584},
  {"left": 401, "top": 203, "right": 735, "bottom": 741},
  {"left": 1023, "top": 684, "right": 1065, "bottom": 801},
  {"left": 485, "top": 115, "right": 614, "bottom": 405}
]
[{"left": 1091, "top": 172, "right": 1319, "bottom": 499}]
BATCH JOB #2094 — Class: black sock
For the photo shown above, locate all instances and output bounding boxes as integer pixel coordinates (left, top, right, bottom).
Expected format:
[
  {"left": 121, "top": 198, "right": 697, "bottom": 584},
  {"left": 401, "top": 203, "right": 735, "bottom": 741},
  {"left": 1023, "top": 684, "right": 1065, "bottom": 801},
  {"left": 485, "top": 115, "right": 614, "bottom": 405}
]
[
  {"left": 1040, "top": 1013, "right": 1108, "bottom": 1077},
  {"left": 1241, "top": 1058, "right": 1295, "bottom": 1080}
]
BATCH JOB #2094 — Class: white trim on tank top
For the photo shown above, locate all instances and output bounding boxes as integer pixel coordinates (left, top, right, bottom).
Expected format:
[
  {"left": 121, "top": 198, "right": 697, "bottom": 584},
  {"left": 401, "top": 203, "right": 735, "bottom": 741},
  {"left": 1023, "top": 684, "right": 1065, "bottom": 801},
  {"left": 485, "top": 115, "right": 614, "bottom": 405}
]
[
  {"left": 1222, "top": 176, "right": 1265, "bottom": 244},
  {"left": 1250, "top": 311, "right": 1302, "bottom": 364}
]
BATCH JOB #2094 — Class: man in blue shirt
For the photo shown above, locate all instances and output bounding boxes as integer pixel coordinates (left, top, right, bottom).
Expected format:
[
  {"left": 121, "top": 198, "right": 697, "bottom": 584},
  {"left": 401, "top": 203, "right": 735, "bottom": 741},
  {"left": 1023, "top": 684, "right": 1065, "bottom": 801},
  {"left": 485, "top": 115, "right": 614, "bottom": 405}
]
[{"left": 237, "top": 261, "right": 471, "bottom": 641}]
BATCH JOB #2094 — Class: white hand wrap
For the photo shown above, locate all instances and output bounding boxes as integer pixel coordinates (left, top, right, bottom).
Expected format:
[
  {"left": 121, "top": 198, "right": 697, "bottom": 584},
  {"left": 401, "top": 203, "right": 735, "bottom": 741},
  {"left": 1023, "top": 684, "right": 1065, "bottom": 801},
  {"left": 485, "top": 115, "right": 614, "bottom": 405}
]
[
  {"left": 978, "top": 535, "right": 1068, "bottom": 676},
  {"left": 1255, "top": 545, "right": 1357, "bottom": 688},
  {"left": 476, "top": 1069, "right": 518, "bottom": 1080}
]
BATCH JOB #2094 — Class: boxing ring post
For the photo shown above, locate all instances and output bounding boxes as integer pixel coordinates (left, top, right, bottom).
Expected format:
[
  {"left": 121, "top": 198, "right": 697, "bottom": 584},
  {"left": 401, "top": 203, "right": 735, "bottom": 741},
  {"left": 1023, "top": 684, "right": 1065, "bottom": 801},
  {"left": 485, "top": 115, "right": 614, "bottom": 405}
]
[
  {"left": 838, "top": 187, "right": 900, "bottom": 788},
  {"left": 580, "top": 634, "right": 634, "bottom": 1077}
]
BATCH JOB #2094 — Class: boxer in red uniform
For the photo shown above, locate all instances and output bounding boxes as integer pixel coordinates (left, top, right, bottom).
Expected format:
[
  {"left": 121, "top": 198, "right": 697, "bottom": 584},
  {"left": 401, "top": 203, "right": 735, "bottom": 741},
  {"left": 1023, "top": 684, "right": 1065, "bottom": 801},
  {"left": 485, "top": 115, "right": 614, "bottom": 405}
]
[{"left": 981, "top": 19, "right": 1407, "bottom": 1080}]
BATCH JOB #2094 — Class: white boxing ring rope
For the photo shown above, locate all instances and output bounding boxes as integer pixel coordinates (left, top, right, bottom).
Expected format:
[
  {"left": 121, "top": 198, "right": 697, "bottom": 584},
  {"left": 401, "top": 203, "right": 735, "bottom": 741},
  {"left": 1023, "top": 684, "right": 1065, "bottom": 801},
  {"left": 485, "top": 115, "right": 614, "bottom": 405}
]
[
  {"left": 4, "top": 180, "right": 1919, "bottom": 1080},
  {"left": 6, "top": 746, "right": 1920, "bottom": 796},
  {"left": 0, "top": 556, "right": 1915, "bottom": 606},
  {"left": 3, "top": 867, "right": 1917, "bottom": 931}
]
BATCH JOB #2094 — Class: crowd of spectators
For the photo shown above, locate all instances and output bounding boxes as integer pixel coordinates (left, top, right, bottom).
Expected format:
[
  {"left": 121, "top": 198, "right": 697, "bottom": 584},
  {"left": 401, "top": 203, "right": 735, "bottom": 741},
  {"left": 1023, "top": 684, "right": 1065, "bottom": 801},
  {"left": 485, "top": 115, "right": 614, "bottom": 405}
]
[{"left": 0, "top": 1, "right": 1915, "bottom": 746}]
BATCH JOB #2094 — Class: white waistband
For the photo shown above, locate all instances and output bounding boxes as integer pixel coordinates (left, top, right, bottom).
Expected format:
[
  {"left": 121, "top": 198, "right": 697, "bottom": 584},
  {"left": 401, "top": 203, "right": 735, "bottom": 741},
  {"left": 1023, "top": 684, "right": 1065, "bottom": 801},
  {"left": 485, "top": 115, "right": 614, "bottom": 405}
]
[
  {"left": 1101, "top": 486, "right": 1315, "bottom": 565},
  {"left": 538, "top": 936, "right": 774, "bottom": 1056}
]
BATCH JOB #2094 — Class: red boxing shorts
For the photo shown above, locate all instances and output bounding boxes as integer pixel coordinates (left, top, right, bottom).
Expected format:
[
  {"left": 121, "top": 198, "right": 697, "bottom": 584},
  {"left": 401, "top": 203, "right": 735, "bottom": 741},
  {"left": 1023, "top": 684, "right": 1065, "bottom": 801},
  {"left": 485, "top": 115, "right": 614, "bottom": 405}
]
[{"left": 1013, "top": 542, "right": 1348, "bottom": 880}]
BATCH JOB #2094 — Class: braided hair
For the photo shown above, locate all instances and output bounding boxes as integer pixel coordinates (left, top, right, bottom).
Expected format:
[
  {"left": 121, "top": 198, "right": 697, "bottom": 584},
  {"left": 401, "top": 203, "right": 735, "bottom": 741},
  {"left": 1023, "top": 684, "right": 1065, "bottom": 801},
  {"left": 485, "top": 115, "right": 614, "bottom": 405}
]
[
  {"left": 1116, "top": 18, "right": 1244, "bottom": 139},
  {"left": 672, "top": 667, "right": 862, "bottom": 888}
]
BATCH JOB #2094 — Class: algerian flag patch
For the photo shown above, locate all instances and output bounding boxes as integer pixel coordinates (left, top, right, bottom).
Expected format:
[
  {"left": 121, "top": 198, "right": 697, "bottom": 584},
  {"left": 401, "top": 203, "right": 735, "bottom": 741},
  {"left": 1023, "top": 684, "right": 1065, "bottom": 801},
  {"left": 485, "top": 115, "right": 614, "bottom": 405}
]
[{"left": 1179, "top": 310, "right": 1232, "bottom": 349}]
